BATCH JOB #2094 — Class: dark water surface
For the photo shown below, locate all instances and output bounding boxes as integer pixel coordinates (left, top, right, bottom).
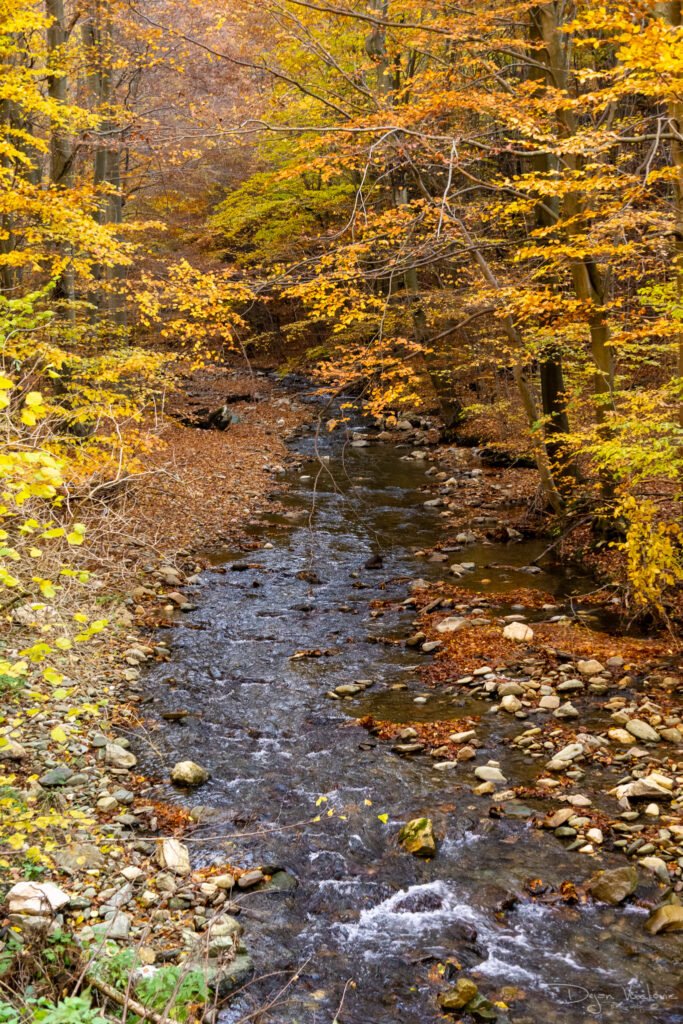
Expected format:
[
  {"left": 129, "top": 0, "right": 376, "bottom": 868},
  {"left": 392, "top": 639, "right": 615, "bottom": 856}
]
[{"left": 141, "top": 414, "right": 683, "bottom": 1024}]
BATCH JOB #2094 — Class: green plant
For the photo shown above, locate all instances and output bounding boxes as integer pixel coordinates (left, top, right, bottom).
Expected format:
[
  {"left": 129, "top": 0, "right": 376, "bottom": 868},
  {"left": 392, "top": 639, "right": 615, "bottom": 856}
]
[
  {"left": 135, "top": 966, "right": 208, "bottom": 1022},
  {"left": 0, "top": 1002, "right": 21, "bottom": 1024},
  {"left": 33, "top": 995, "right": 107, "bottom": 1024}
]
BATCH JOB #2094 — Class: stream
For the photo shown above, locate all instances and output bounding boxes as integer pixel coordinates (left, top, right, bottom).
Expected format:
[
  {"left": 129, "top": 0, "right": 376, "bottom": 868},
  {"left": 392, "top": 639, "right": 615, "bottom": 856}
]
[{"left": 141, "top": 404, "right": 682, "bottom": 1024}]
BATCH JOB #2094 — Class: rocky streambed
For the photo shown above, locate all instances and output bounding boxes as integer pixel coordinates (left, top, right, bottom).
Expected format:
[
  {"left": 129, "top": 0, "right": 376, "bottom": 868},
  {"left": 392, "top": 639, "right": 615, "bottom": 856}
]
[{"left": 139, "top": 408, "right": 683, "bottom": 1024}]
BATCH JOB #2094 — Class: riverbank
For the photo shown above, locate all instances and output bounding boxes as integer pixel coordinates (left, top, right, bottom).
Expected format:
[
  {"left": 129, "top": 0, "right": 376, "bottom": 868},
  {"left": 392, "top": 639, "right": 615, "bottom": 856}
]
[{"left": 0, "top": 368, "right": 308, "bottom": 1018}]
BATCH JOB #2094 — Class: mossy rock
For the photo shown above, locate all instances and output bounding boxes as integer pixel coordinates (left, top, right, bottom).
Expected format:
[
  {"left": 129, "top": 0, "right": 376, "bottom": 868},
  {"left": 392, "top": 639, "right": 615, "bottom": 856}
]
[{"left": 398, "top": 817, "right": 436, "bottom": 857}]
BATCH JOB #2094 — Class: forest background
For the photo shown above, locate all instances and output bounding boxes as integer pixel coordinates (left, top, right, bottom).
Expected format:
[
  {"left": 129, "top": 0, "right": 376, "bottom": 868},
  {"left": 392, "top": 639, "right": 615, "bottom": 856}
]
[{"left": 1, "top": 0, "right": 683, "bottom": 703}]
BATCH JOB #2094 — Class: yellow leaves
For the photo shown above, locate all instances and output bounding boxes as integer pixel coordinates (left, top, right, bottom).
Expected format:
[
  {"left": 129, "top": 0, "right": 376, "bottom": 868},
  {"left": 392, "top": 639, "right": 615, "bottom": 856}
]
[
  {"left": 43, "top": 667, "right": 64, "bottom": 685},
  {"left": 6, "top": 833, "right": 27, "bottom": 851},
  {"left": 377, "top": 813, "right": 389, "bottom": 824},
  {"left": 67, "top": 523, "right": 86, "bottom": 546},
  {"left": 50, "top": 725, "right": 67, "bottom": 744},
  {"left": 33, "top": 577, "right": 57, "bottom": 599},
  {"left": 20, "top": 642, "right": 52, "bottom": 663}
]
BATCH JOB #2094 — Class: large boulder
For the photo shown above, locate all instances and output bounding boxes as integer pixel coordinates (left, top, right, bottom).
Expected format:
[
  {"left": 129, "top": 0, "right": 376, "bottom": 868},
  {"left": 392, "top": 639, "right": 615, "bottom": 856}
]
[
  {"left": 171, "top": 760, "right": 209, "bottom": 787},
  {"left": 7, "top": 881, "right": 70, "bottom": 916},
  {"left": 398, "top": 818, "right": 436, "bottom": 857},
  {"left": 587, "top": 866, "right": 638, "bottom": 905},
  {"left": 645, "top": 904, "right": 683, "bottom": 935}
]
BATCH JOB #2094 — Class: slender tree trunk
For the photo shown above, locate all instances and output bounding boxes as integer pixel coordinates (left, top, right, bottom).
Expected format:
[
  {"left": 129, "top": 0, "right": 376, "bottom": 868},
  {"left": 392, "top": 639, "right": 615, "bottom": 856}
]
[
  {"left": 82, "top": 1, "right": 126, "bottom": 323},
  {"left": 46, "top": 0, "right": 75, "bottom": 318},
  {"left": 655, "top": 1, "right": 683, "bottom": 427},
  {"left": 528, "top": 6, "right": 573, "bottom": 481}
]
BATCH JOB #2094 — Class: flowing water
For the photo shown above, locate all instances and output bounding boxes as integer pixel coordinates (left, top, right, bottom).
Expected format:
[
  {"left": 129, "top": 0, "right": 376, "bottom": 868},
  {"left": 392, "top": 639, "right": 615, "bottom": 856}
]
[{"left": 141, "top": 407, "right": 683, "bottom": 1024}]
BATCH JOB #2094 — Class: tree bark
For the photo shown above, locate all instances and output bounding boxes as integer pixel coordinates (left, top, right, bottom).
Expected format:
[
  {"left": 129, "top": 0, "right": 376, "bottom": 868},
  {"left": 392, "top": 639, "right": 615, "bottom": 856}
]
[
  {"left": 46, "top": 0, "right": 76, "bottom": 316},
  {"left": 655, "top": 2, "right": 683, "bottom": 427}
]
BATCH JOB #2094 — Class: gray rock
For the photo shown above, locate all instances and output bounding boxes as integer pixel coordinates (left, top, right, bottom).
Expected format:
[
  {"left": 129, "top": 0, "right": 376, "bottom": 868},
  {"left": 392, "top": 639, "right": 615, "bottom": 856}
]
[
  {"left": 54, "top": 844, "right": 105, "bottom": 873},
  {"left": 105, "top": 743, "right": 137, "bottom": 769},
  {"left": 626, "top": 719, "right": 660, "bottom": 743},
  {"left": 237, "top": 869, "right": 265, "bottom": 889},
  {"left": 198, "top": 953, "right": 254, "bottom": 997},
  {"left": 39, "top": 766, "right": 73, "bottom": 787},
  {"left": 0, "top": 739, "right": 27, "bottom": 761}
]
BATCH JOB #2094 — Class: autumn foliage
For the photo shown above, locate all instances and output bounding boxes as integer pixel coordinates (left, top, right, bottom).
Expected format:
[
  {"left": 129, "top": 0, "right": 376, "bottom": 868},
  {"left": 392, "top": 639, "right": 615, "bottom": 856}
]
[{"left": 1, "top": 0, "right": 682, "bottom": 629}]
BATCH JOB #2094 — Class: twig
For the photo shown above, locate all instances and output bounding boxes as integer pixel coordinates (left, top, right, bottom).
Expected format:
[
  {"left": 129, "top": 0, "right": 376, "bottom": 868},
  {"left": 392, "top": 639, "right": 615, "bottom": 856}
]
[
  {"left": 531, "top": 516, "right": 592, "bottom": 564},
  {"left": 86, "top": 972, "right": 183, "bottom": 1024}
]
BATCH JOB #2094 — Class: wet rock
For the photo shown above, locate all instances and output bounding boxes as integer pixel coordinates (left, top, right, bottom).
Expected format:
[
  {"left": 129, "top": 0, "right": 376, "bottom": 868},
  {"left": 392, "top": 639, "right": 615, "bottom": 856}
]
[
  {"left": 500, "top": 695, "right": 522, "bottom": 713},
  {"left": 625, "top": 720, "right": 660, "bottom": 743},
  {"left": 335, "top": 683, "right": 363, "bottom": 696},
  {"left": 261, "top": 870, "right": 298, "bottom": 892},
  {"left": 421, "top": 640, "right": 443, "bottom": 654},
  {"left": 587, "top": 866, "right": 638, "bottom": 905},
  {"left": 475, "top": 765, "right": 507, "bottom": 784},
  {"left": 644, "top": 904, "right": 683, "bottom": 934},
  {"left": 171, "top": 760, "right": 209, "bottom": 786},
  {"left": 237, "top": 869, "right": 265, "bottom": 889},
  {"left": 553, "top": 702, "right": 579, "bottom": 719},
  {"left": 156, "top": 839, "right": 191, "bottom": 877},
  {"left": 398, "top": 817, "right": 437, "bottom": 857},
  {"left": 105, "top": 743, "right": 137, "bottom": 769},
  {"left": 503, "top": 622, "right": 534, "bottom": 642},
  {"left": 439, "top": 978, "right": 479, "bottom": 1011},
  {"left": 7, "top": 881, "right": 71, "bottom": 915}
]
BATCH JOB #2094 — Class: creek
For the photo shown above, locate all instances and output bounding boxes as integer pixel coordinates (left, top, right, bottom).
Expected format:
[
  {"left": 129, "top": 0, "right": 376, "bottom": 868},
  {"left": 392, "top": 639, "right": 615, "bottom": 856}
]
[{"left": 141, "top": 402, "right": 682, "bottom": 1024}]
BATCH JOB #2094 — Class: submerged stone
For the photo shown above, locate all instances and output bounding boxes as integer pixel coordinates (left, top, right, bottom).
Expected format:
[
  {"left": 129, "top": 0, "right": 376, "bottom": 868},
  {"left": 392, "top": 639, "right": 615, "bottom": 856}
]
[{"left": 587, "top": 865, "right": 638, "bottom": 905}]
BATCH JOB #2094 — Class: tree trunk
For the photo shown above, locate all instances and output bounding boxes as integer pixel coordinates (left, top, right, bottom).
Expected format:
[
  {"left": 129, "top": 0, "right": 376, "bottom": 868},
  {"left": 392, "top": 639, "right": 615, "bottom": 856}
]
[
  {"left": 532, "top": 3, "right": 615, "bottom": 423},
  {"left": 82, "top": 1, "right": 126, "bottom": 323},
  {"left": 46, "top": 0, "right": 75, "bottom": 316},
  {"left": 655, "top": 2, "right": 683, "bottom": 427}
]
